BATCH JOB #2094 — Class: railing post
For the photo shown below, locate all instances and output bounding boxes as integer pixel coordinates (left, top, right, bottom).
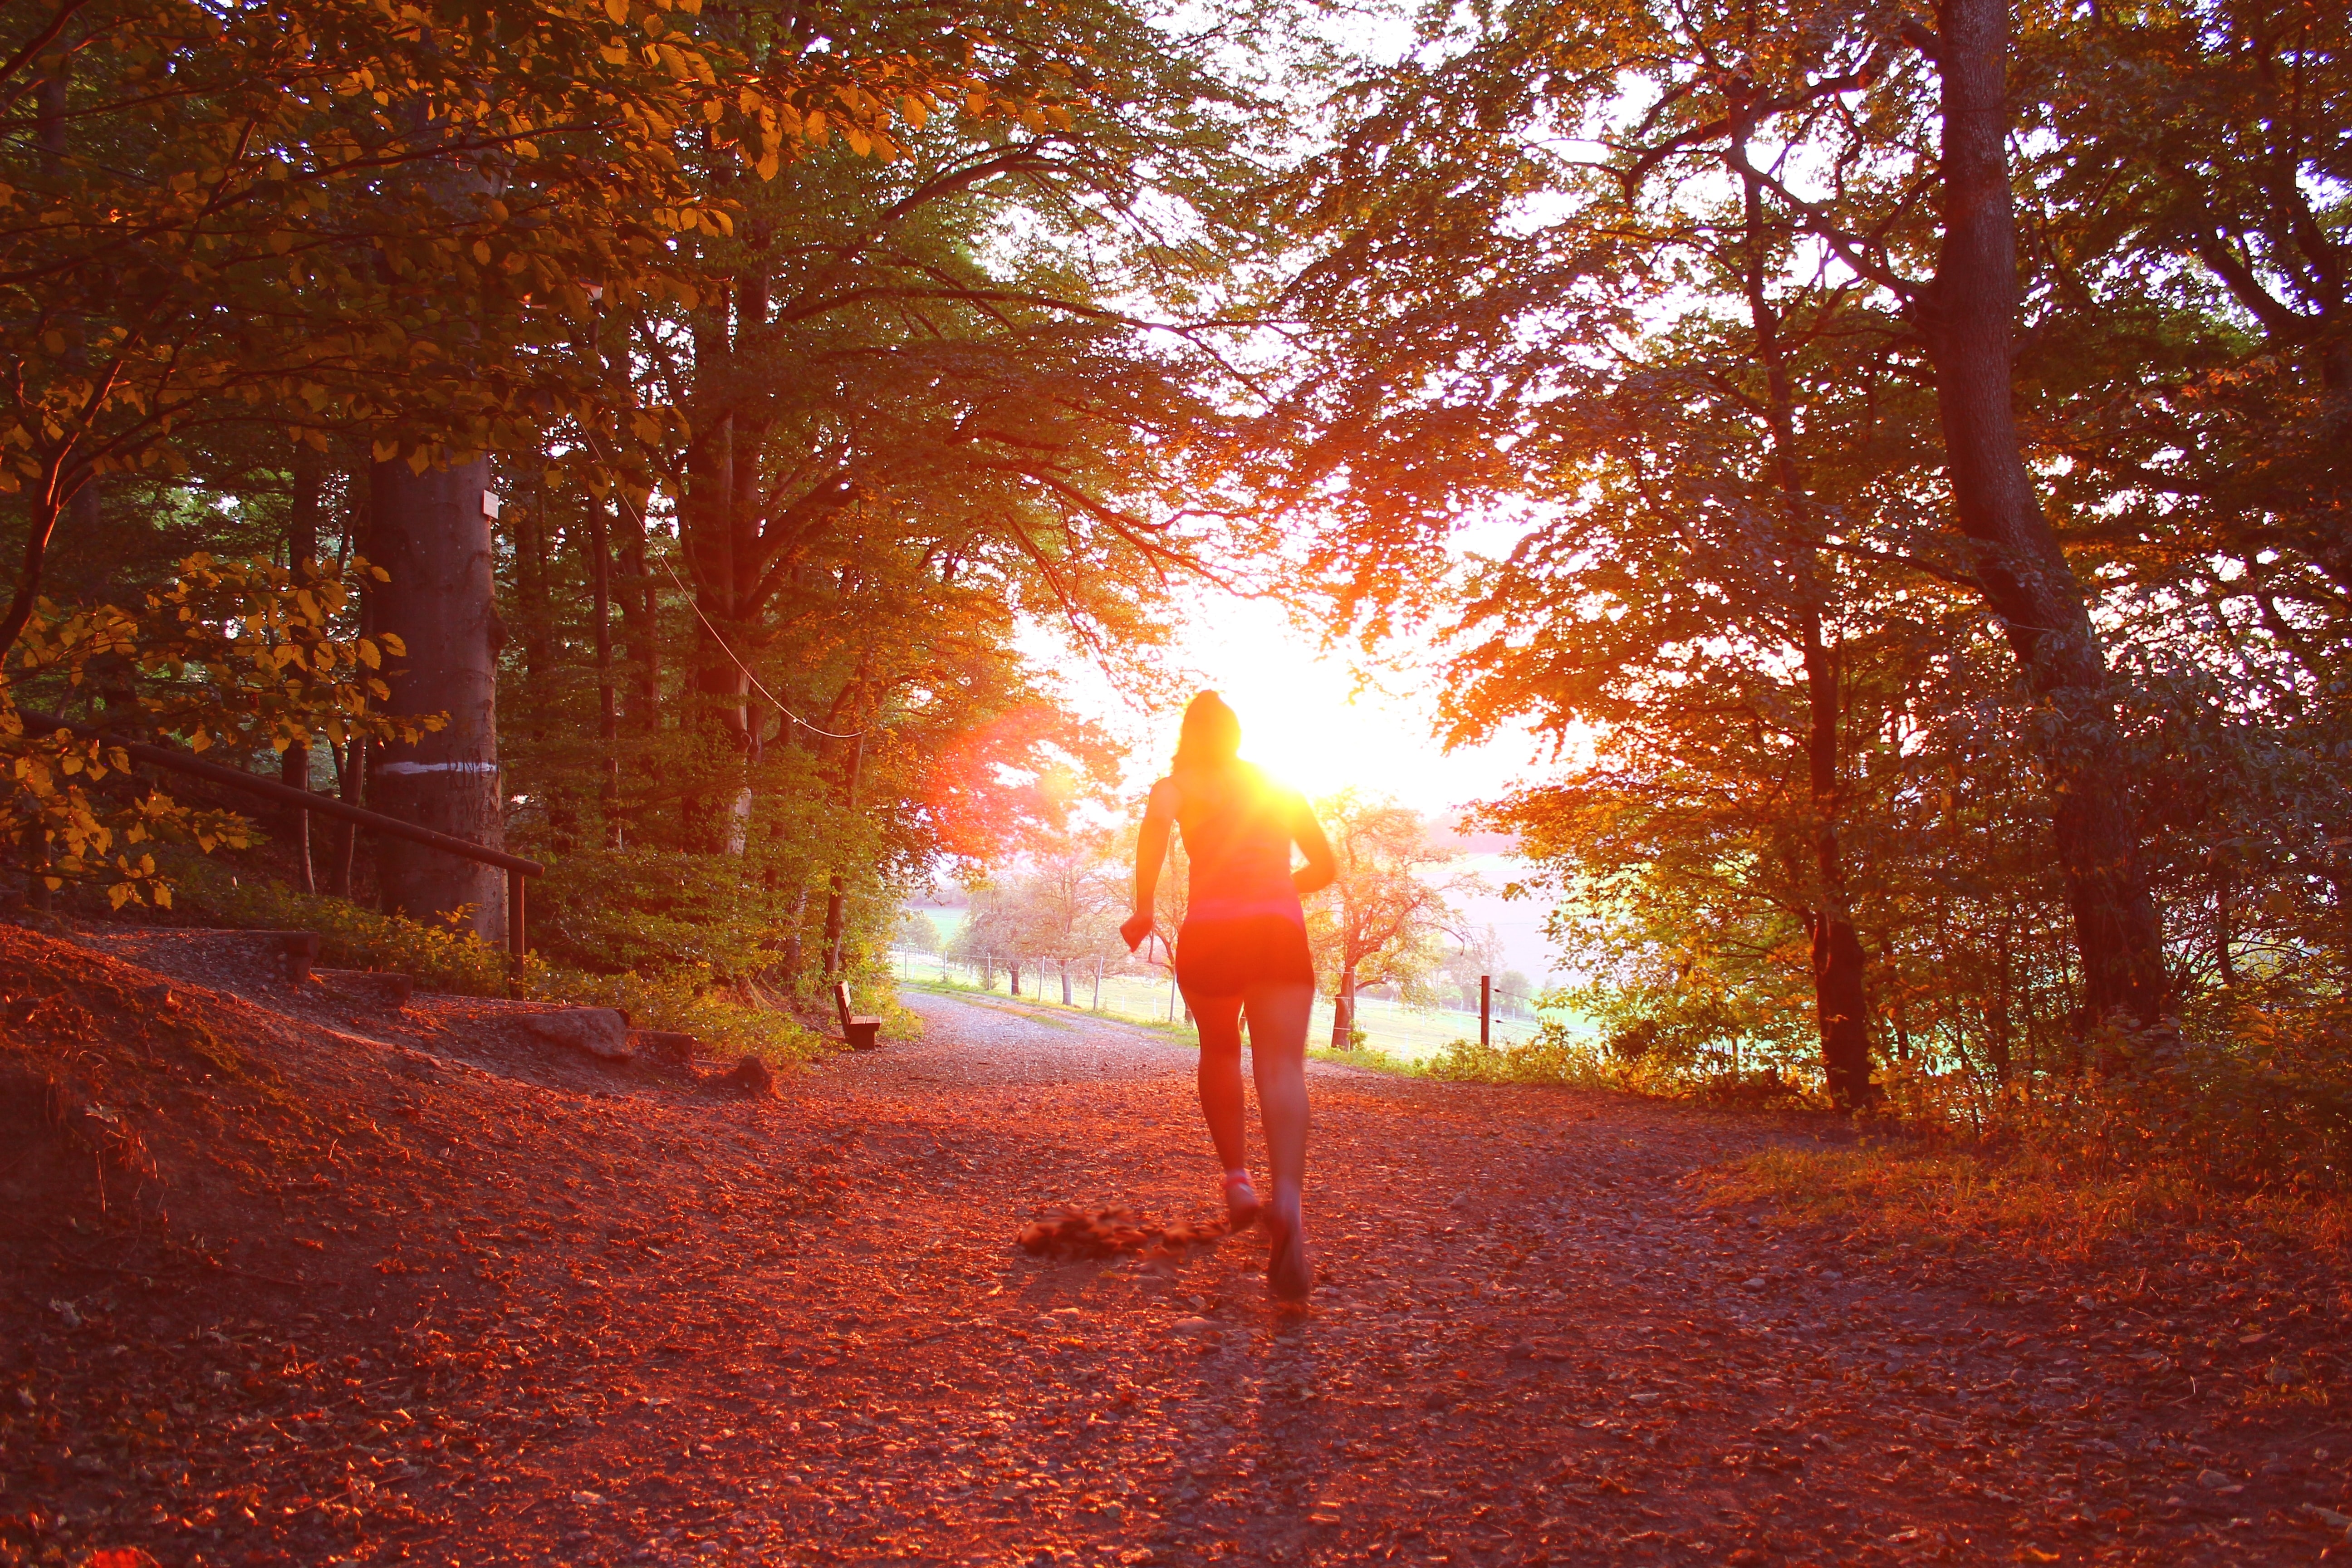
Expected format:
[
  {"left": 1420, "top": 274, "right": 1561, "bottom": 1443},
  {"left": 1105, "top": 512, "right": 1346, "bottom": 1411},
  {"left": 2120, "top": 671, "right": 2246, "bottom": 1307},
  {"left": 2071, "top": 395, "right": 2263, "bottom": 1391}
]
[
  {"left": 508, "top": 866, "right": 527, "bottom": 959},
  {"left": 20, "top": 818, "right": 49, "bottom": 912}
]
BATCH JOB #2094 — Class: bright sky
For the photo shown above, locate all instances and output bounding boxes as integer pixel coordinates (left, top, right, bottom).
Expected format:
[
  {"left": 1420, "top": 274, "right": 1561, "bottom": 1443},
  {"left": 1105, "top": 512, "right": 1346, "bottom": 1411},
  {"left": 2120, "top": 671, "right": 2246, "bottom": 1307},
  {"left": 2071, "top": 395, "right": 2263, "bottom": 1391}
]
[{"left": 1053, "top": 586, "right": 1557, "bottom": 820}]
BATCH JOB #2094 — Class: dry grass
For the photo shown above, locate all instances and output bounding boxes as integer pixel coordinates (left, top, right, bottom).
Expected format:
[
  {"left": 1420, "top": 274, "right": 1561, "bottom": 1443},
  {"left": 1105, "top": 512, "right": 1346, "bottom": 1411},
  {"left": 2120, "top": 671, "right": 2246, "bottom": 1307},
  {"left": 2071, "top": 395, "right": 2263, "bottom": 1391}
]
[{"left": 1708, "top": 1137, "right": 2352, "bottom": 1269}]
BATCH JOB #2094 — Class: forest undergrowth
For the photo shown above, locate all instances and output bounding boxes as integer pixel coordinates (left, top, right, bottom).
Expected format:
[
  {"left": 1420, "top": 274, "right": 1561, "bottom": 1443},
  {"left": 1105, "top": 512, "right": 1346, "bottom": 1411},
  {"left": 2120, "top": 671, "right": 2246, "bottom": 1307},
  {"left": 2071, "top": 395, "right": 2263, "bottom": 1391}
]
[
  {"left": 134, "top": 858, "right": 841, "bottom": 1066},
  {"left": 1408, "top": 1004, "right": 2352, "bottom": 1280}
]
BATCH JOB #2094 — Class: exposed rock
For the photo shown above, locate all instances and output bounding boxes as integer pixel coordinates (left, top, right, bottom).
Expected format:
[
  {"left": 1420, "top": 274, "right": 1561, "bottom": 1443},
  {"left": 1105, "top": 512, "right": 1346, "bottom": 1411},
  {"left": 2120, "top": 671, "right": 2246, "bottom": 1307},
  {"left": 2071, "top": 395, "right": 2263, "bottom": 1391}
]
[
  {"left": 720, "top": 1054, "right": 776, "bottom": 1098},
  {"left": 631, "top": 1029, "right": 698, "bottom": 1066},
  {"left": 318, "top": 969, "right": 414, "bottom": 1006},
  {"left": 520, "top": 1008, "right": 632, "bottom": 1061}
]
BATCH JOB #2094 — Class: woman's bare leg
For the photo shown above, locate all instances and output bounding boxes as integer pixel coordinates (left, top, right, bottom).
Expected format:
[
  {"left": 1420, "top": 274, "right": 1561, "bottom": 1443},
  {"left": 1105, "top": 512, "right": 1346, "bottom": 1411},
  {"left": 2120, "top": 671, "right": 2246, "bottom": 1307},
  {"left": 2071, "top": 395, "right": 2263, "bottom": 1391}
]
[
  {"left": 1191, "top": 992, "right": 1248, "bottom": 1175},
  {"left": 1243, "top": 981, "right": 1315, "bottom": 1298}
]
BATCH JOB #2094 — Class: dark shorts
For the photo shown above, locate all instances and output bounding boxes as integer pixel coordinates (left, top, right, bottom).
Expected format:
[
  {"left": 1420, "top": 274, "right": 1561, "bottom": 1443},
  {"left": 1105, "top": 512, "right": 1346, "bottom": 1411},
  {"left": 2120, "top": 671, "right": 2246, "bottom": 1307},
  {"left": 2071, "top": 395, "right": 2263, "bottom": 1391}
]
[{"left": 1175, "top": 915, "right": 1316, "bottom": 999}]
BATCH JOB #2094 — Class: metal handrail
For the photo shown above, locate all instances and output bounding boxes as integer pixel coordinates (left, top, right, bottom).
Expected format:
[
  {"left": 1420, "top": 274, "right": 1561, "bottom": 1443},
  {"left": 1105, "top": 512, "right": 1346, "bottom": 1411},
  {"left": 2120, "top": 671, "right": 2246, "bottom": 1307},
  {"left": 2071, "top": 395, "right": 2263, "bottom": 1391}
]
[{"left": 17, "top": 708, "right": 541, "bottom": 956}]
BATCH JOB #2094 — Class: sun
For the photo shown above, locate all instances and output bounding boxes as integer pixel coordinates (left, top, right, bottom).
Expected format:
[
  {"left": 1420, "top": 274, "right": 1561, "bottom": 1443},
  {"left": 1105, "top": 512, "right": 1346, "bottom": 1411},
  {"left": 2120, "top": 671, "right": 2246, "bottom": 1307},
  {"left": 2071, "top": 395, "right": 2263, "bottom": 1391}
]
[{"left": 1133, "top": 593, "right": 1548, "bottom": 814}]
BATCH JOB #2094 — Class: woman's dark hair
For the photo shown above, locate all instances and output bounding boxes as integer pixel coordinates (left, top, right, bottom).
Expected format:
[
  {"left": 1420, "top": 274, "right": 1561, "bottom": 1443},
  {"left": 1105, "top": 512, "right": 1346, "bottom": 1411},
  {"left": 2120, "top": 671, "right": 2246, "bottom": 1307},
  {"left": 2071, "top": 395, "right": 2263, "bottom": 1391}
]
[{"left": 1172, "top": 690, "right": 1242, "bottom": 770}]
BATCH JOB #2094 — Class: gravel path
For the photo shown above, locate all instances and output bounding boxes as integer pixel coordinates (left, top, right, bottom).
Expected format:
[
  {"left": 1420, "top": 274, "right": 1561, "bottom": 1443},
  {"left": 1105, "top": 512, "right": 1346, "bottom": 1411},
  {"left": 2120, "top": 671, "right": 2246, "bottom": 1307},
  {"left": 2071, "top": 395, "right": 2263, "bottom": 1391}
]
[{"left": 9, "top": 945, "right": 2342, "bottom": 1567}]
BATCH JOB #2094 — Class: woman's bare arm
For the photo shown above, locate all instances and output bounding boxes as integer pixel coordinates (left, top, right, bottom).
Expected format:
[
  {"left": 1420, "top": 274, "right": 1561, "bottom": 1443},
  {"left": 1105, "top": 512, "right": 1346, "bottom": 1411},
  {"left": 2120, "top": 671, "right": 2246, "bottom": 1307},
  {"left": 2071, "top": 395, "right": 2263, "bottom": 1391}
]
[
  {"left": 1290, "top": 792, "right": 1337, "bottom": 897},
  {"left": 1122, "top": 778, "right": 1181, "bottom": 950}
]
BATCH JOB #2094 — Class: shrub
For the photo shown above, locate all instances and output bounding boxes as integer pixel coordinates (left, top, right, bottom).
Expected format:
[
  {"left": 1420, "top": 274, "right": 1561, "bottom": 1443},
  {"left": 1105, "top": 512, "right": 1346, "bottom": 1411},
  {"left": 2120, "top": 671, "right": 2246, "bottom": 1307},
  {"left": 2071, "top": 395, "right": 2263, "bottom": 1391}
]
[
  {"left": 524, "top": 848, "right": 796, "bottom": 981},
  {"left": 1420, "top": 1017, "right": 1813, "bottom": 1104},
  {"left": 169, "top": 856, "right": 509, "bottom": 995},
  {"left": 163, "top": 858, "right": 827, "bottom": 1064}
]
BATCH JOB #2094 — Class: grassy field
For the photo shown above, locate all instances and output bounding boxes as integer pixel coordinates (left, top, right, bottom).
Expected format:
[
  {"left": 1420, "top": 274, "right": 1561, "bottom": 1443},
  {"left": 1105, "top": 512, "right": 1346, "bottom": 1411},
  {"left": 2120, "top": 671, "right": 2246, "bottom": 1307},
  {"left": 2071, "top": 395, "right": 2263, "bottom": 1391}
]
[{"left": 884, "top": 947, "right": 1562, "bottom": 1063}]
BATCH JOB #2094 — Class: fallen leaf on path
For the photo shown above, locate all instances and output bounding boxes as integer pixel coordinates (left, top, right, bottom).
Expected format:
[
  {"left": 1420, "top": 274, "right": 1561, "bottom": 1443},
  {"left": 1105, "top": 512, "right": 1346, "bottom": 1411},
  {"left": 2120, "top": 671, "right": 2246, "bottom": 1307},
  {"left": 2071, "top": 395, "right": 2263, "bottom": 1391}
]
[{"left": 1017, "top": 1206, "right": 1230, "bottom": 1259}]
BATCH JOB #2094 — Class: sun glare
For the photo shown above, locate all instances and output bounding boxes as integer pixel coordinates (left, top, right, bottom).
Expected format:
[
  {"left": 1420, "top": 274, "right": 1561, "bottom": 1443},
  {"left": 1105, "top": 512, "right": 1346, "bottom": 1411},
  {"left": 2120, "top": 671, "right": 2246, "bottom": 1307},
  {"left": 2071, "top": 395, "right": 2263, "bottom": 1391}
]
[{"left": 1094, "top": 592, "right": 1560, "bottom": 817}]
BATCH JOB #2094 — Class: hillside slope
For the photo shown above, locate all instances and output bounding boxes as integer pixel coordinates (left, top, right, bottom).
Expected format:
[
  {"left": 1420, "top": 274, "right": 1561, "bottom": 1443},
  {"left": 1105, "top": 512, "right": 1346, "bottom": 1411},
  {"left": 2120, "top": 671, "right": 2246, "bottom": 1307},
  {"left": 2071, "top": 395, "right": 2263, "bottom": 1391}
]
[
  {"left": 0, "top": 920, "right": 813, "bottom": 1565},
  {"left": 5, "top": 924, "right": 2349, "bottom": 1567}
]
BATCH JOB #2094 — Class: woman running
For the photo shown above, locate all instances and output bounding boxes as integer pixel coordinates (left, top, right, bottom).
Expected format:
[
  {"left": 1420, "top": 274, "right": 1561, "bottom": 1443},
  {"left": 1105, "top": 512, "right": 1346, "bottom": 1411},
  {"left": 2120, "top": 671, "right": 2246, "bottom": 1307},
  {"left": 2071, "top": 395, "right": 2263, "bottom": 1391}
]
[{"left": 1121, "top": 691, "right": 1336, "bottom": 1300}]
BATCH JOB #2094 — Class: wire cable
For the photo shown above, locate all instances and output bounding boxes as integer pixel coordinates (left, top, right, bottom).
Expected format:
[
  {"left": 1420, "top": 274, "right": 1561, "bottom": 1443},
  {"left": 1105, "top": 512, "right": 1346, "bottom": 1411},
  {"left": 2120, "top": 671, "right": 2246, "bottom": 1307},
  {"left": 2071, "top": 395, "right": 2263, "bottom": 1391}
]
[{"left": 578, "top": 431, "right": 866, "bottom": 741}]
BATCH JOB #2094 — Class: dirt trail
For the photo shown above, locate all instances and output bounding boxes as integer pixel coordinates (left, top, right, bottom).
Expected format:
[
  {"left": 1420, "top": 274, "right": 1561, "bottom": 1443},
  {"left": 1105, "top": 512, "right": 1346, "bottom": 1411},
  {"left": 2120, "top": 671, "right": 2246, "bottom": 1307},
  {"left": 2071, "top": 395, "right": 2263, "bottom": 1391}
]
[{"left": 5, "top": 935, "right": 2345, "bottom": 1567}]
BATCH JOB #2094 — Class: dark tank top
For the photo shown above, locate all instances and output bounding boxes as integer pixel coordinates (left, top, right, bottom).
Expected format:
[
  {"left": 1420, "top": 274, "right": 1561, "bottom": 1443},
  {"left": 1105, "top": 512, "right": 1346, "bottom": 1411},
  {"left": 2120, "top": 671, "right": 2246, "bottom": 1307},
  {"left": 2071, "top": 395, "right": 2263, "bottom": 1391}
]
[{"left": 1175, "top": 763, "right": 1303, "bottom": 926}]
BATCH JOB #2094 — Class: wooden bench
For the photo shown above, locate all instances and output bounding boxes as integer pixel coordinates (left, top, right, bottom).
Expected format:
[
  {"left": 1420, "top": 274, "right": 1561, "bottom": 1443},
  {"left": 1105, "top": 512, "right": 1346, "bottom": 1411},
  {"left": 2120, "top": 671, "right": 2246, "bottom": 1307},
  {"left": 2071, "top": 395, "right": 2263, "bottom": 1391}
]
[{"left": 834, "top": 982, "right": 882, "bottom": 1051}]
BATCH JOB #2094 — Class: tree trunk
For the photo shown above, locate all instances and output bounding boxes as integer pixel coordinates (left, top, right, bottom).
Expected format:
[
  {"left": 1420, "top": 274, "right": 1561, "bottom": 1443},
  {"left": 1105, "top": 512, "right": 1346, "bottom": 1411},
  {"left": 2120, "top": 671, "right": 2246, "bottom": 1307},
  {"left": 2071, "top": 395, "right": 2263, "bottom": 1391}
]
[
  {"left": 2213, "top": 852, "right": 2237, "bottom": 987},
  {"left": 819, "top": 728, "right": 866, "bottom": 978},
  {"left": 678, "top": 268, "right": 777, "bottom": 856},
  {"left": 0, "top": 57, "right": 91, "bottom": 657},
  {"left": 1731, "top": 126, "right": 1877, "bottom": 1110},
  {"left": 281, "top": 443, "right": 325, "bottom": 894},
  {"left": 821, "top": 873, "right": 848, "bottom": 980},
  {"left": 1988, "top": 924, "right": 2014, "bottom": 1084},
  {"left": 682, "top": 407, "right": 755, "bottom": 853},
  {"left": 586, "top": 499, "right": 622, "bottom": 847},
  {"left": 615, "top": 487, "right": 660, "bottom": 734},
  {"left": 1060, "top": 964, "right": 1073, "bottom": 1006},
  {"left": 1801, "top": 618, "right": 1873, "bottom": 1106},
  {"left": 1331, "top": 965, "right": 1357, "bottom": 1050},
  {"left": 367, "top": 457, "right": 506, "bottom": 940},
  {"left": 515, "top": 473, "right": 549, "bottom": 719},
  {"left": 1009, "top": 960, "right": 1022, "bottom": 998},
  {"left": 1922, "top": 0, "right": 2166, "bottom": 1030},
  {"left": 330, "top": 734, "right": 364, "bottom": 898}
]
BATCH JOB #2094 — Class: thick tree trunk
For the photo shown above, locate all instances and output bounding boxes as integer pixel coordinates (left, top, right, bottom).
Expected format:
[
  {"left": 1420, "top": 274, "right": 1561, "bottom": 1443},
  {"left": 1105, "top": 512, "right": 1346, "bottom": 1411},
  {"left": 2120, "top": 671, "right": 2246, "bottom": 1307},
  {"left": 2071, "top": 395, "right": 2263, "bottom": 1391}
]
[
  {"left": 682, "top": 396, "right": 755, "bottom": 852},
  {"left": 677, "top": 269, "right": 772, "bottom": 856},
  {"left": 368, "top": 457, "right": 505, "bottom": 940},
  {"left": 1060, "top": 965, "right": 1073, "bottom": 1006},
  {"left": 1331, "top": 965, "right": 1357, "bottom": 1050},
  {"left": 0, "top": 59, "right": 88, "bottom": 657},
  {"left": 691, "top": 653, "right": 754, "bottom": 853},
  {"left": 1922, "top": 0, "right": 2166, "bottom": 1030}
]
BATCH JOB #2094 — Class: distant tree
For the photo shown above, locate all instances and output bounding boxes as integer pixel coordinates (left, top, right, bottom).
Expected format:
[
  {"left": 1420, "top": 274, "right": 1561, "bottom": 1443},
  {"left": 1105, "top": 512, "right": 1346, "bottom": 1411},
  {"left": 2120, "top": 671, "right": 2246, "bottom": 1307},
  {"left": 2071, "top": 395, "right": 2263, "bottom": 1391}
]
[
  {"left": 1494, "top": 970, "right": 1534, "bottom": 1021},
  {"left": 954, "top": 884, "right": 1024, "bottom": 994},
  {"left": 1009, "top": 832, "right": 1124, "bottom": 1006},
  {"left": 1437, "top": 926, "right": 1508, "bottom": 1012},
  {"left": 897, "top": 909, "right": 943, "bottom": 957},
  {"left": 1304, "top": 793, "right": 1467, "bottom": 1049}
]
